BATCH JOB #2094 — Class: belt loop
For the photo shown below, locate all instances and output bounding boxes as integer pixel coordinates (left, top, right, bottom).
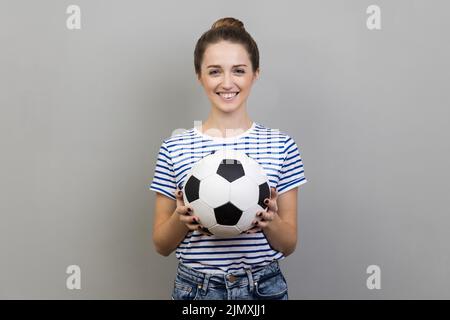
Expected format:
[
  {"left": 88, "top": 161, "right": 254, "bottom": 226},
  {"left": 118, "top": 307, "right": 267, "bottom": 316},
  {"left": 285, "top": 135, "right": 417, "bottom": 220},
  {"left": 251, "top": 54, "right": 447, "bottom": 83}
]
[
  {"left": 201, "top": 273, "right": 211, "bottom": 293},
  {"left": 245, "top": 268, "right": 254, "bottom": 293}
]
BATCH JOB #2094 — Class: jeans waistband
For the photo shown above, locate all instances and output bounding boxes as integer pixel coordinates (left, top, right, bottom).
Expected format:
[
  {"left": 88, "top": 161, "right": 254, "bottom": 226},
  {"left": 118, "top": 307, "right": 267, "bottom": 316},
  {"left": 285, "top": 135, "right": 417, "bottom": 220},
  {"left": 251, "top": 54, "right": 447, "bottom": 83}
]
[{"left": 176, "top": 260, "right": 281, "bottom": 293}]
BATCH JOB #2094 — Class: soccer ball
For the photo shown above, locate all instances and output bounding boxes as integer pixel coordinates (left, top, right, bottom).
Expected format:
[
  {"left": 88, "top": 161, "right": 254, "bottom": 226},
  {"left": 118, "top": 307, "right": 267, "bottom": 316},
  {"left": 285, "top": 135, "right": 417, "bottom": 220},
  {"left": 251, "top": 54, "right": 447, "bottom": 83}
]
[{"left": 182, "top": 148, "right": 271, "bottom": 237}]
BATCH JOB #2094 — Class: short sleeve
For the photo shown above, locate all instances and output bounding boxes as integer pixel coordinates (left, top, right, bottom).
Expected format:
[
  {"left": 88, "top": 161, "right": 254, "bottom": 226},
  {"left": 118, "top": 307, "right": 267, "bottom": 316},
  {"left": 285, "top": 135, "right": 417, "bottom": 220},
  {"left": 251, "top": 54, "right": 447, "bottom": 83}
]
[
  {"left": 277, "top": 136, "right": 308, "bottom": 194},
  {"left": 148, "top": 140, "right": 177, "bottom": 200}
]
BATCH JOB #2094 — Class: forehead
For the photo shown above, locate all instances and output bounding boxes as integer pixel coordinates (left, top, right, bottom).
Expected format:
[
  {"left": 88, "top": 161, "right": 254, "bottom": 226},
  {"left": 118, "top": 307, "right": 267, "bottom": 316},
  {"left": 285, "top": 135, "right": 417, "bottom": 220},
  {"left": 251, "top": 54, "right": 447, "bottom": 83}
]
[{"left": 202, "top": 41, "right": 250, "bottom": 67}]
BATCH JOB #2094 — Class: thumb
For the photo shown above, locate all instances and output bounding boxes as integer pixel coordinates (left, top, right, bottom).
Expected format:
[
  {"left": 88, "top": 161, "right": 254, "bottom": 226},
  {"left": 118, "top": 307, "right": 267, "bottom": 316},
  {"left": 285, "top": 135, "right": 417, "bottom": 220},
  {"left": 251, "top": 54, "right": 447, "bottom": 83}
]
[
  {"left": 175, "top": 205, "right": 191, "bottom": 216},
  {"left": 174, "top": 188, "right": 188, "bottom": 210}
]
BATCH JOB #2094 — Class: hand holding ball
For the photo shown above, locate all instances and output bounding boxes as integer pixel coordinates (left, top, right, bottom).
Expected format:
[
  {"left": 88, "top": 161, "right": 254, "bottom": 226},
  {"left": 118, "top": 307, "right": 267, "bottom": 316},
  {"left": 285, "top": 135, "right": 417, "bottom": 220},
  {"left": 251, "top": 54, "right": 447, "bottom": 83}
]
[{"left": 182, "top": 149, "right": 271, "bottom": 237}]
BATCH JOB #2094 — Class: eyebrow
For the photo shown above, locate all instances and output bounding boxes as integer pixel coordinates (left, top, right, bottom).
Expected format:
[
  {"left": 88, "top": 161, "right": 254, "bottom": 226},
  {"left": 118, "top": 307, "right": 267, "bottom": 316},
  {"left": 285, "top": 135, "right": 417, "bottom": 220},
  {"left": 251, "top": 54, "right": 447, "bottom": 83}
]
[{"left": 206, "top": 64, "right": 248, "bottom": 68}]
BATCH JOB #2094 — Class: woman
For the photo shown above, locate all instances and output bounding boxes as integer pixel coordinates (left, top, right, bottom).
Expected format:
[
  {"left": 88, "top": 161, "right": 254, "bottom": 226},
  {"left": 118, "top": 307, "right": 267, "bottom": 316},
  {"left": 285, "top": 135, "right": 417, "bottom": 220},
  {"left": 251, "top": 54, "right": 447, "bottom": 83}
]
[{"left": 149, "top": 17, "right": 308, "bottom": 300}]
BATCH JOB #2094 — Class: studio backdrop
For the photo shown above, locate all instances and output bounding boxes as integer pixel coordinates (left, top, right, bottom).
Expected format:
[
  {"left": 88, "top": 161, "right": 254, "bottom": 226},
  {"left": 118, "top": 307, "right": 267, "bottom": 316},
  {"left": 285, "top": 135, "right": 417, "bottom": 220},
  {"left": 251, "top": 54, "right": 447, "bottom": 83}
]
[{"left": 1, "top": 0, "right": 449, "bottom": 299}]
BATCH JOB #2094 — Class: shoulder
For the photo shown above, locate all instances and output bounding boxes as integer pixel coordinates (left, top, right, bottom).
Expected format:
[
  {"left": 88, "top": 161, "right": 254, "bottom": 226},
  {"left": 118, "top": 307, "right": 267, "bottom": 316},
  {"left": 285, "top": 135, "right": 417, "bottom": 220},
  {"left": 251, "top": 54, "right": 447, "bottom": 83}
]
[
  {"left": 254, "top": 122, "right": 295, "bottom": 145},
  {"left": 159, "top": 127, "right": 198, "bottom": 150}
]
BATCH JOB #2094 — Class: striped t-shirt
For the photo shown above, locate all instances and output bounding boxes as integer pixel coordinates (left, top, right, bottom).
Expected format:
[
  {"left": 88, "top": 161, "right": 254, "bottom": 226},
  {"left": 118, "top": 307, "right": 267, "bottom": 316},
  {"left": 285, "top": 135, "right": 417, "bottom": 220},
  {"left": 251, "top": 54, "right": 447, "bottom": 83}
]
[{"left": 149, "top": 122, "right": 307, "bottom": 274}]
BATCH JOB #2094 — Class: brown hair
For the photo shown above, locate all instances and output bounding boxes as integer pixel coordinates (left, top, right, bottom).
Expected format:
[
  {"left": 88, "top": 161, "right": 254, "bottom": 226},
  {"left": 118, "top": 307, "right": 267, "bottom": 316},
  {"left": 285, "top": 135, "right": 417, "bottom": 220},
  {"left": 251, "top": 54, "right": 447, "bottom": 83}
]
[{"left": 194, "top": 17, "right": 259, "bottom": 76}]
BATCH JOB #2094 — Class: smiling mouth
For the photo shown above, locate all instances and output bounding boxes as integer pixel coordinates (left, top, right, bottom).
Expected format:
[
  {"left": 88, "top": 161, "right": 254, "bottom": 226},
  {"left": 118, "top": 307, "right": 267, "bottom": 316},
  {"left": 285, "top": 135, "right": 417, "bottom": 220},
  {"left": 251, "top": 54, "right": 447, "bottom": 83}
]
[{"left": 216, "top": 92, "right": 239, "bottom": 100}]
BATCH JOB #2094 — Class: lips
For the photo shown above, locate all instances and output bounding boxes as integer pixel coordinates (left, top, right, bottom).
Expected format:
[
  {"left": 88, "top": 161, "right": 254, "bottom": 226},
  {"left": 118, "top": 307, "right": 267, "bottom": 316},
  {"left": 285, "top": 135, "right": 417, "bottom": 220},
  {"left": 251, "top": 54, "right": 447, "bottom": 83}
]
[{"left": 216, "top": 92, "right": 239, "bottom": 101}]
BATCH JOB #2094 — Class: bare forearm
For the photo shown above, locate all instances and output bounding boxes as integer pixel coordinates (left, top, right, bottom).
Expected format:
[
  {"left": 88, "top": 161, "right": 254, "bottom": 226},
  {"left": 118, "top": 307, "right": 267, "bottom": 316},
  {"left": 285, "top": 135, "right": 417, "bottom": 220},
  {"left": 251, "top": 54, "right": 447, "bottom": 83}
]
[
  {"left": 153, "top": 211, "right": 189, "bottom": 256},
  {"left": 263, "top": 213, "right": 297, "bottom": 256}
]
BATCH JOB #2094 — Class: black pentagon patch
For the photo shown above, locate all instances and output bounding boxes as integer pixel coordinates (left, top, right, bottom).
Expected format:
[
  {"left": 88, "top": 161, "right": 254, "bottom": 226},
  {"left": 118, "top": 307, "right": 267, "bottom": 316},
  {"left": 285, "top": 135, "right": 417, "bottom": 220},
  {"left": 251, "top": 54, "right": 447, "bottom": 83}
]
[
  {"left": 214, "top": 202, "right": 243, "bottom": 225},
  {"left": 216, "top": 159, "right": 245, "bottom": 183},
  {"left": 185, "top": 175, "right": 200, "bottom": 202},
  {"left": 258, "top": 182, "right": 271, "bottom": 209}
]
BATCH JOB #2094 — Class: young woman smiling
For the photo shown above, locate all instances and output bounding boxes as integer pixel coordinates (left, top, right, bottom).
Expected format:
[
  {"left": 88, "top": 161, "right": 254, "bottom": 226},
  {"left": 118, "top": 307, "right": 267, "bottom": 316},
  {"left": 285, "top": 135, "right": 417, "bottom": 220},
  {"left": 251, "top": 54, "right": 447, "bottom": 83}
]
[{"left": 150, "top": 17, "right": 308, "bottom": 300}]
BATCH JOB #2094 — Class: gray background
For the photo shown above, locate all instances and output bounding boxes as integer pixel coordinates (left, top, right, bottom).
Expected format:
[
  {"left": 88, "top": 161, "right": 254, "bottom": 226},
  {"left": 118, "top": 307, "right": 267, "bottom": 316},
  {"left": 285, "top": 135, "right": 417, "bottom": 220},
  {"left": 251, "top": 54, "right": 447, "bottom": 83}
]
[{"left": 1, "top": 0, "right": 449, "bottom": 299}]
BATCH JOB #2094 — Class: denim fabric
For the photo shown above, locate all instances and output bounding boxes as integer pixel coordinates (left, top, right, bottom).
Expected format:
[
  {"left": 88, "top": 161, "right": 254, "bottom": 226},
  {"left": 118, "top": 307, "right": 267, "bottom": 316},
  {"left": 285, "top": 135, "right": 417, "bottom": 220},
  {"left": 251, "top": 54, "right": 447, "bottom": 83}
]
[{"left": 171, "top": 260, "right": 288, "bottom": 300}]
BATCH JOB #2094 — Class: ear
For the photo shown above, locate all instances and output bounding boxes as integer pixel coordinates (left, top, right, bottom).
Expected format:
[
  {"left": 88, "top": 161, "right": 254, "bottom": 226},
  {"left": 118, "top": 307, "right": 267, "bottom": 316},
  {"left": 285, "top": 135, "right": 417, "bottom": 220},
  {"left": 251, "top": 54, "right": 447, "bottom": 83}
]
[{"left": 253, "top": 68, "right": 260, "bottom": 81}]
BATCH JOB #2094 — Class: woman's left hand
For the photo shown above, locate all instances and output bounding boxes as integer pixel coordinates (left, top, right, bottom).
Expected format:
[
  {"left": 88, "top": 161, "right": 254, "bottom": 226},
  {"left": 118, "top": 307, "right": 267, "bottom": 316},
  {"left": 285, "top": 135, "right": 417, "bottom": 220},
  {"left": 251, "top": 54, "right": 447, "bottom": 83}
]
[{"left": 246, "top": 187, "right": 278, "bottom": 234}]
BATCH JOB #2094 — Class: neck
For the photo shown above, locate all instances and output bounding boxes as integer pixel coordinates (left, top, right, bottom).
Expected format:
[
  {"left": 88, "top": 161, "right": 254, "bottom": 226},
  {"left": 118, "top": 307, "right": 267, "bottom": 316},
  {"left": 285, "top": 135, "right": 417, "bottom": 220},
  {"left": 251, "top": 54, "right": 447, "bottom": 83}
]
[{"left": 197, "top": 106, "right": 253, "bottom": 138}]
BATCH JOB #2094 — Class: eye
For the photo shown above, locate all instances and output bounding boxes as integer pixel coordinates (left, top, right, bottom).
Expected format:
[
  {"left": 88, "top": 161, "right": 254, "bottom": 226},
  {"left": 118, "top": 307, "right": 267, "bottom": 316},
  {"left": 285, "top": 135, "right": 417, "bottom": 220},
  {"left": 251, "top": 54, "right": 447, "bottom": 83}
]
[
  {"left": 234, "top": 69, "right": 245, "bottom": 74},
  {"left": 208, "top": 70, "right": 219, "bottom": 75}
]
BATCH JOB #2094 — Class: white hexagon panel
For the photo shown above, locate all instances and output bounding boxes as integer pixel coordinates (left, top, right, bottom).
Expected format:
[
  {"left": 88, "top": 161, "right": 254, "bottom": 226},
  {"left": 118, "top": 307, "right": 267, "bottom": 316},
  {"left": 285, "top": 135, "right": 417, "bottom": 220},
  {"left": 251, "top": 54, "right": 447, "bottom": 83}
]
[
  {"left": 229, "top": 176, "right": 259, "bottom": 211},
  {"left": 242, "top": 158, "right": 268, "bottom": 185},
  {"left": 190, "top": 157, "right": 218, "bottom": 180},
  {"left": 201, "top": 150, "right": 225, "bottom": 170},
  {"left": 189, "top": 198, "right": 217, "bottom": 228},
  {"left": 236, "top": 203, "right": 265, "bottom": 233},
  {"left": 199, "top": 174, "right": 230, "bottom": 208},
  {"left": 209, "top": 224, "right": 241, "bottom": 238}
]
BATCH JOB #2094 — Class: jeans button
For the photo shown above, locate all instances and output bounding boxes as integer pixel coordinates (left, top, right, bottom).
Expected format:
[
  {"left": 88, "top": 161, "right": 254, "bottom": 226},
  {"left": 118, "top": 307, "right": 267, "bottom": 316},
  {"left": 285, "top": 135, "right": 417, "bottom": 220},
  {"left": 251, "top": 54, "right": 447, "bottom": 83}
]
[{"left": 227, "top": 274, "right": 237, "bottom": 282}]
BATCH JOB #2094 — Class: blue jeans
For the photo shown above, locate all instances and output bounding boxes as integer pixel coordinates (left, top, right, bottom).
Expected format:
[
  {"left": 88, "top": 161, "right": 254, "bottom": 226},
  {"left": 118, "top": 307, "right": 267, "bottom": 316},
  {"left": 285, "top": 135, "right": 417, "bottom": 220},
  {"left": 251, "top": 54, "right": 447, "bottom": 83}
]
[{"left": 171, "top": 260, "right": 289, "bottom": 300}]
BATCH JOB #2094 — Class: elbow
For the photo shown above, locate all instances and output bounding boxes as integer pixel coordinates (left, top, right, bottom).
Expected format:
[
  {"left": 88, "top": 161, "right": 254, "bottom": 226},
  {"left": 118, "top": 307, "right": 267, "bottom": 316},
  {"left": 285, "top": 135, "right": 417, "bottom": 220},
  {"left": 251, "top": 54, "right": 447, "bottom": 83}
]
[
  {"left": 282, "top": 238, "right": 298, "bottom": 257},
  {"left": 152, "top": 235, "right": 172, "bottom": 257},
  {"left": 282, "top": 247, "right": 295, "bottom": 257},
  {"left": 154, "top": 243, "right": 171, "bottom": 257}
]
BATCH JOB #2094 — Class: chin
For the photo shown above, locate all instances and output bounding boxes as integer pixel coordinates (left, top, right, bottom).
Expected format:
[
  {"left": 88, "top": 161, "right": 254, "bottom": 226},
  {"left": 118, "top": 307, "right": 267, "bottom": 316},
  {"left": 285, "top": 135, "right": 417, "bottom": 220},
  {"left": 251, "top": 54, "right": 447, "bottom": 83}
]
[
  {"left": 212, "top": 98, "right": 244, "bottom": 112},
  {"left": 216, "top": 103, "right": 242, "bottom": 113}
]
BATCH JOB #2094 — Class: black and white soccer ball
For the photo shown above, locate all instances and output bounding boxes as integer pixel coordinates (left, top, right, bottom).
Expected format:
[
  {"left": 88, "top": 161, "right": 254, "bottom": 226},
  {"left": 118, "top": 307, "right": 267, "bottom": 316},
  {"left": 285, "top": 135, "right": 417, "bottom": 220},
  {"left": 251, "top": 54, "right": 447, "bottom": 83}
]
[{"left": 182, "top": 149, "right": 271, "bottom": 237}]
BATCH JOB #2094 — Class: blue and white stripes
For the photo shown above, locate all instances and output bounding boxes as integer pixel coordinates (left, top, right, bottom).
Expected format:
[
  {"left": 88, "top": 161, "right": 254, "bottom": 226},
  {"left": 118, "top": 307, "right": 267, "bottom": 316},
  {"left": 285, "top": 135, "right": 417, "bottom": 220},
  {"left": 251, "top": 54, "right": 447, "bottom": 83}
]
[{"left": 149, "top": 122, "right": 307, "bottom": 274}]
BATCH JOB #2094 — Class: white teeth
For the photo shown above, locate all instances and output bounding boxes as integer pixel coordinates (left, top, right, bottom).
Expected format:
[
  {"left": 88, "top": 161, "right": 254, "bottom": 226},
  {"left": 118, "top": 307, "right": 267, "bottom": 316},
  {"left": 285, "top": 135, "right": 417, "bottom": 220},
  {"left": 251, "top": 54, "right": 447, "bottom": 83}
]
[{"left": 218, "top": 92, "right": 238, "bottom": 100}]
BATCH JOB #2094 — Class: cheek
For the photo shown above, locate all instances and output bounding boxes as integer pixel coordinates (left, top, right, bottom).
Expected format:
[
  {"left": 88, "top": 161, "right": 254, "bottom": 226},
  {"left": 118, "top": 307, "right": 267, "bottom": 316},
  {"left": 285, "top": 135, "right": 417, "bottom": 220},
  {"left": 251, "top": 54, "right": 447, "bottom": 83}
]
[
  {"left": 238, "top": 84, "right": 252, "bottom": 96},
  {"left": 239, "top": 78, "right": 254, "bottom": 91},
  {"left": 204, "top": 84, "right": 216, "bottom": 94},
  {"left": 200, "top": 76, "right": 216, "bottom": 90}
]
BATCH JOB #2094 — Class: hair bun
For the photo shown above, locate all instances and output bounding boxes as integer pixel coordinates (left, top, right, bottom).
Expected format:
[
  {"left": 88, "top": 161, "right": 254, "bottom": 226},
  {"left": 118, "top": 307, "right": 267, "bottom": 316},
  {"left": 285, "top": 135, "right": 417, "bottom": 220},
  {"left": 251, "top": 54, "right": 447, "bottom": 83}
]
[{"left": 211, "top": 17, "right": 245, "bottom": 30}]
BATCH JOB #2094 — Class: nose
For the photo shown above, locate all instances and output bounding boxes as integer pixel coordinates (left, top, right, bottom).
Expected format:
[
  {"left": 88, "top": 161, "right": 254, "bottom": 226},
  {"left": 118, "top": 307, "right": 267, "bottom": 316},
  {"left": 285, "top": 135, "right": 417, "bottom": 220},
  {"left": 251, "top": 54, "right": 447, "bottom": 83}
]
[{"left": 221, "top": 72, "right": 234, "bottom": 89}]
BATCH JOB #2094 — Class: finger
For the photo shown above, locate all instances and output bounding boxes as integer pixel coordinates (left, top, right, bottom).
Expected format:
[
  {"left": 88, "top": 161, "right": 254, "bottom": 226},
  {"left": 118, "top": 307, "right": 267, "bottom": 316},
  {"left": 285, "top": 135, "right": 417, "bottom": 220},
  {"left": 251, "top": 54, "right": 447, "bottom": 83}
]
[
  {"left": 256, "top": 211, "right": 274, "bottom": 222},
  {"left": 185, "top": 219, "right": 201, "bottom": 231},
  {"left": 196, "top": 225, "right": 213, "bottom": 236},
  {"left": 264, "top": 198, "right": 278, "bottom": 213},
  {"left": 264, "top": 188, "right": 278, "bottom": 212},
  {"left": 174, "top": 188, "right": 185, "bottom": 207},
  {"left": 175, "top": 205, "right": 192, "bottom": 216},
  {"left": 251, "top": 218, "right": 269, "bottom": 229},
  {"left": 271, "top": 187, "right": 278, "bottom": 200},
  {"left": 181, "top": 215, "right": 199, "bottom": 225},
  {"left": 246, "top": 226, "right": 262, "bottom": 234},
  {"left": 186, "top": 224, "right": 199, "bottom": 231}
]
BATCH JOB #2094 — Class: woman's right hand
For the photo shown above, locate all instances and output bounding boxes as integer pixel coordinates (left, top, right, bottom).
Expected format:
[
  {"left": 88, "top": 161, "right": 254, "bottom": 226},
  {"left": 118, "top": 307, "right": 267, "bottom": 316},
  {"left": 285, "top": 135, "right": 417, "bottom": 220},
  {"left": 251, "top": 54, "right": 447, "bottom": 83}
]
[{"left": 175, "top": 188, "right": 213, "bottom": 236}]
